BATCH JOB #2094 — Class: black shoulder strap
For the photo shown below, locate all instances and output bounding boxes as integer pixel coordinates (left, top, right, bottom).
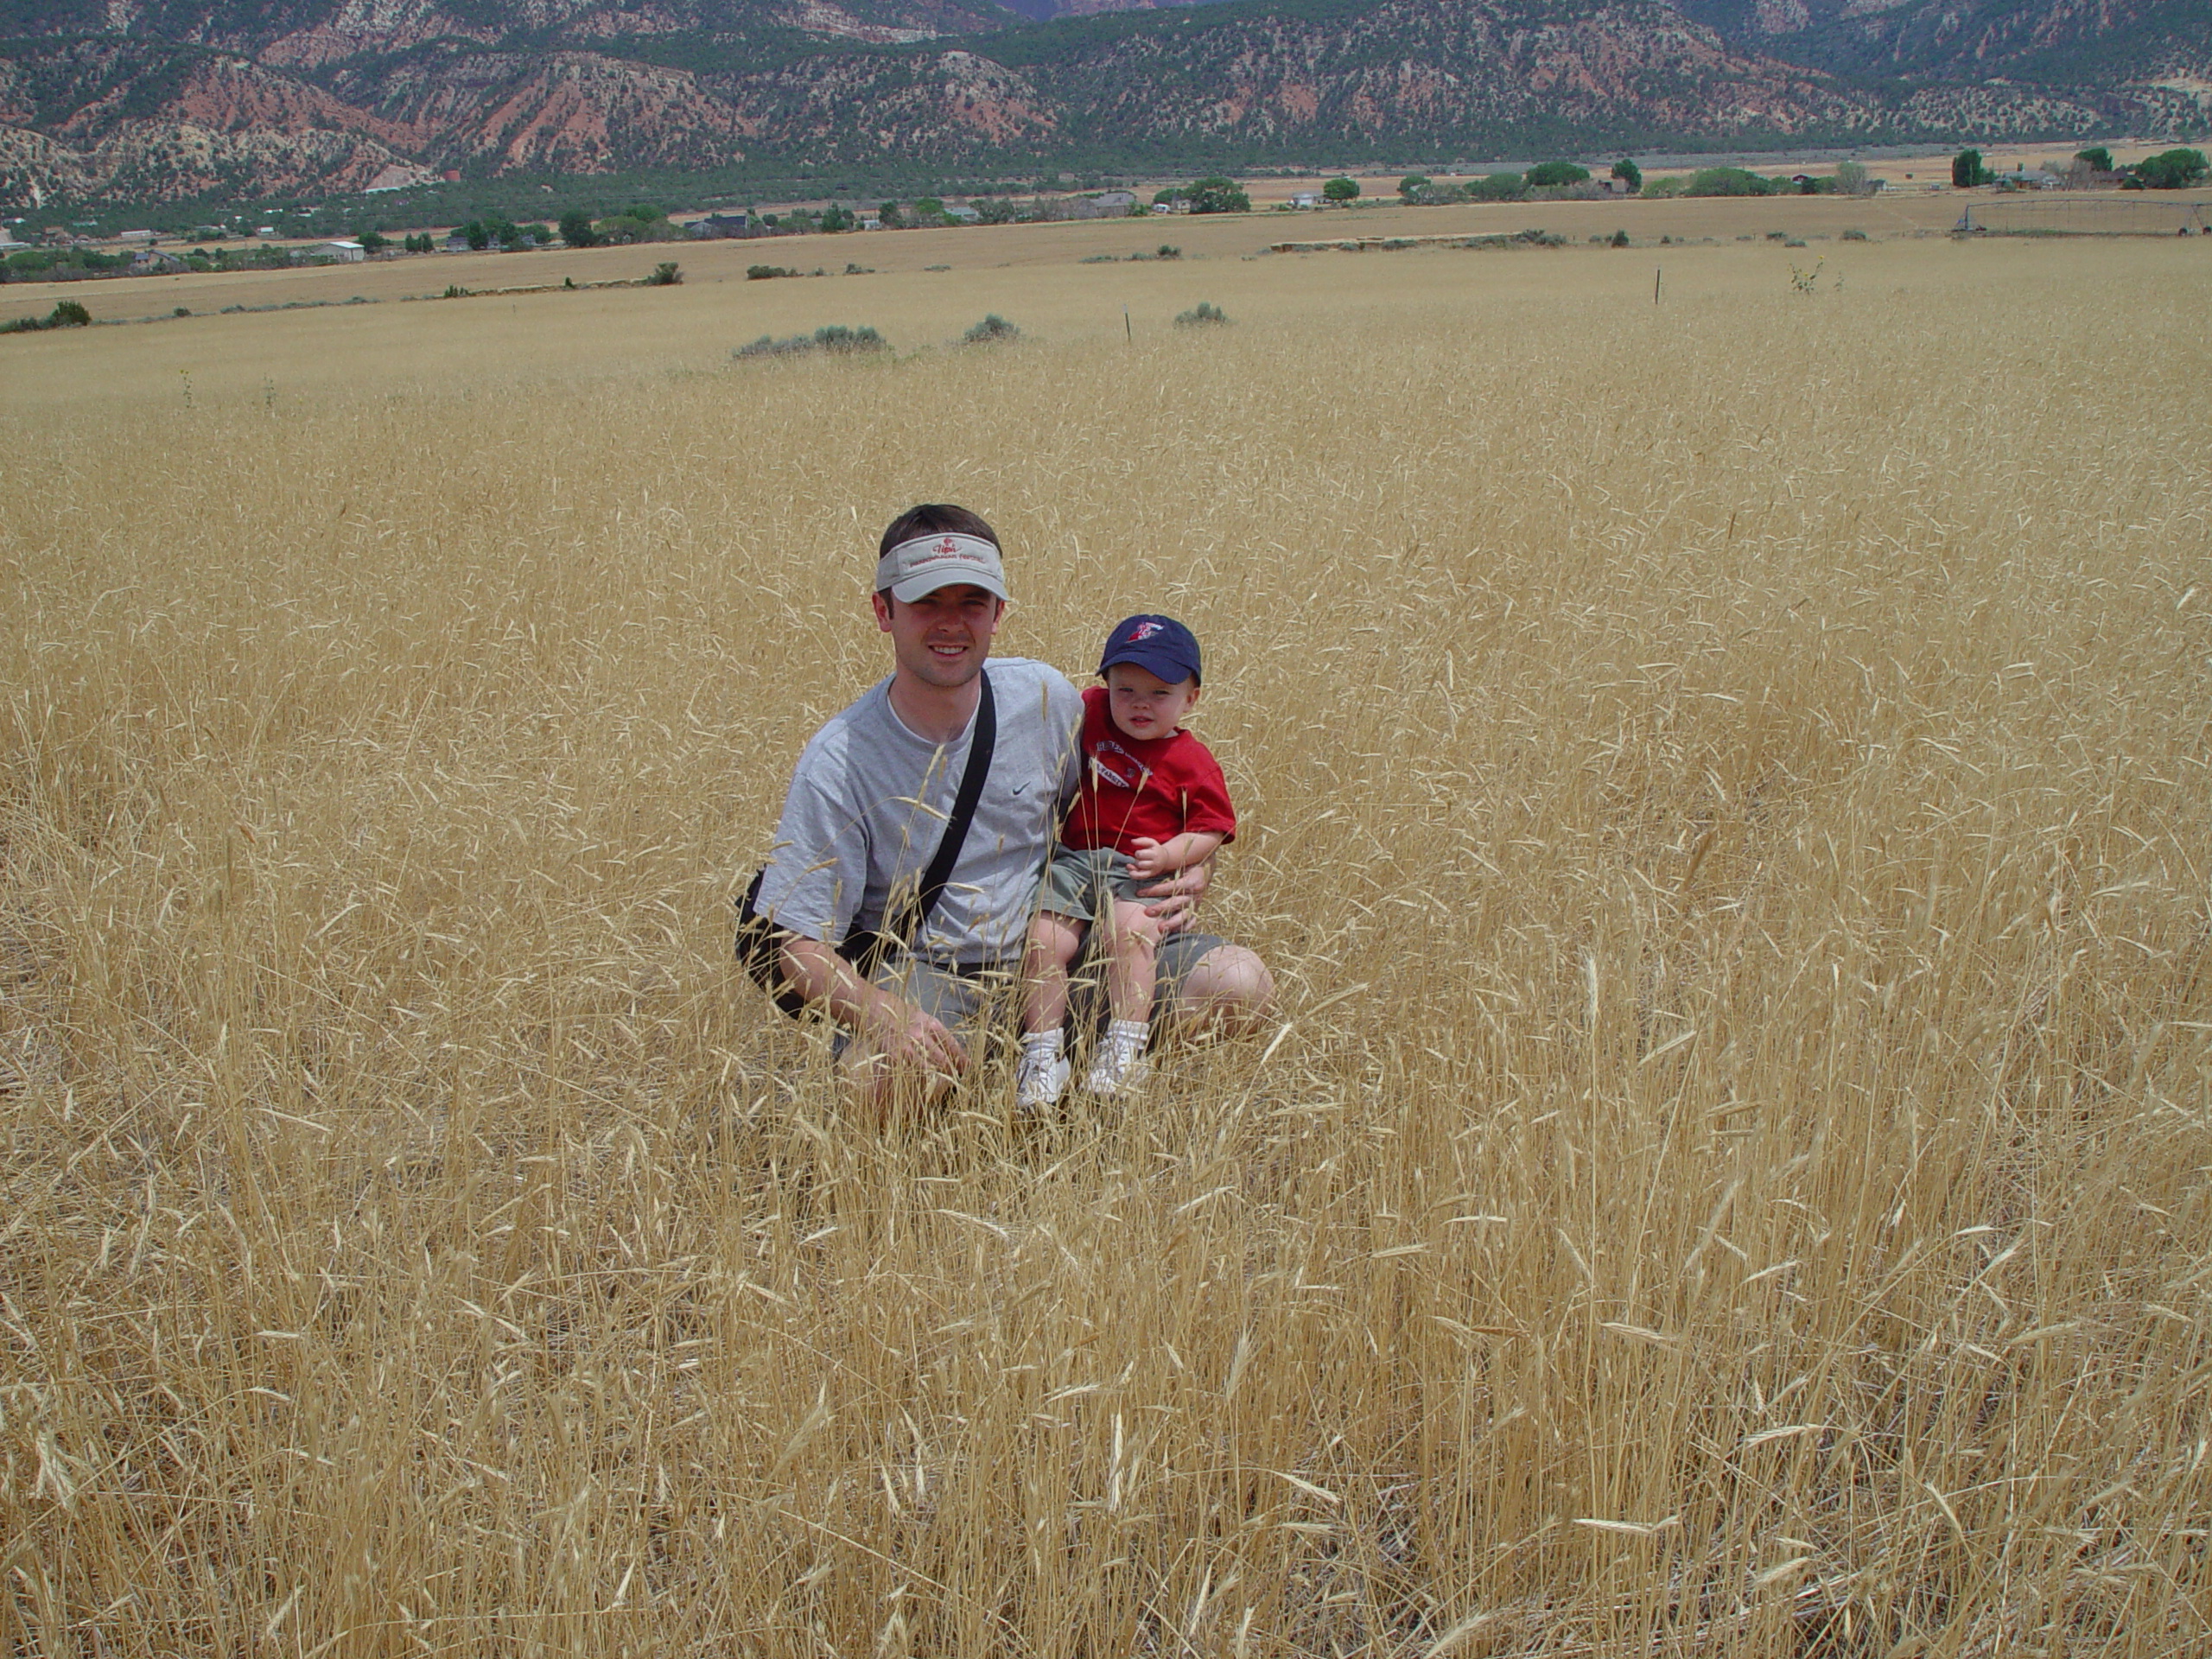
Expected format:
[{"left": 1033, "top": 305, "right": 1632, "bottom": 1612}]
[{"left": 884, "top": 669, "right": 996, "bottom": 950}]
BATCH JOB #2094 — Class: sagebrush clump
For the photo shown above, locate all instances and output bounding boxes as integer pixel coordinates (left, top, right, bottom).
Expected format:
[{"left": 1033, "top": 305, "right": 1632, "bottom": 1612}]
[{"left": 732, "top": 323, "right": 887, "bottom": 359}]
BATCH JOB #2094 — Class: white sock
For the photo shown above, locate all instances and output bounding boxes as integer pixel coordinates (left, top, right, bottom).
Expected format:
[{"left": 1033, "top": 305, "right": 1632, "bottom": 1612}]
[{"left": 1104, "top": 1020, "right": 1147, "bottom": 1060}]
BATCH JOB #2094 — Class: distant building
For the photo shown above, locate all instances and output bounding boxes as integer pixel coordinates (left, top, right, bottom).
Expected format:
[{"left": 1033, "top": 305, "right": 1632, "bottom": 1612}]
[
  {"left": 312, "top": 240, "right": 367, "bottom": 262},
  {"left": 689, "top": 212, "right": 763, "bottom": 239},
  {"left": 1291, "top": 192, "right": 1319, "bottom": 208},
  {"left": 860, "top": 214, "right": 882, "bottom": 231},
  {"left": 257, "top": 226, "right": 279, "bottom": 238},
  {"left": 130, "top": 248, "right": 187, "bottom": 273},
  {"left": 118, "top": 229, "right": 156, "bottom": 245},
  {"left": 1065, "top": 189, "right": 1139, "bottom": 220},
  {"left": 443, "top": 233, "right": 471, "bottom": 252},
  {"left": 944, "top": 203, "right": 981, "bottom": 223}
]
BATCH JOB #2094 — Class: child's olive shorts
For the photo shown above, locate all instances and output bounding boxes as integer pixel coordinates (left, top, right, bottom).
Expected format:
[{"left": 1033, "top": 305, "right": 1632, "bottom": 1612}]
[{"left": 1037, "top": 846, "right": 1147, "bottom": 920}]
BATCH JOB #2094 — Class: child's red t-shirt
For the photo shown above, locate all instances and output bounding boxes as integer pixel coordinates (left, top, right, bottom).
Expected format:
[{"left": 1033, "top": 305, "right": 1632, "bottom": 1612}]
[{"left": 1063, "top": 685, "right": 1237, "bottom": 855}]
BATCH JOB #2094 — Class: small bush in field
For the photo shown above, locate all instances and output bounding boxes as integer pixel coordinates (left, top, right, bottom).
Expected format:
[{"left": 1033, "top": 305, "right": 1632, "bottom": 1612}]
[
  {"left": 962, "top": 314, "right": 1020, "bottom": 345},
  {"left": 1174, "top": 302, "right": 1228, "bottom": 327},
  {"left": 733, "top": 324, "right": 887, "bottom": 359}
]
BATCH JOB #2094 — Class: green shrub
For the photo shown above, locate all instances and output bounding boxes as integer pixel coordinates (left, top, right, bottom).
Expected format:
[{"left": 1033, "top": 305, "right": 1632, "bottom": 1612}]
[
  {"left": 1323, "top": 177, "right": 1360, "bottom": 201},
  {"left": 1471, "top": 173, "right": 1526, "bottom": 202},
  {"left": 962, "top": 314, "right": 1020, "bottom": 345},
  {"left": 1611, "top": 159, "right": 1642, "bottom": 193},
  {"left": 1173, "top": 302, "right": 1228, "bottom": 327},
  {"left": 733, "top": 324, "right": 887, "bottom": 359},
  {"left": 1841, "top": 228, "right": 1869, "bottom": 241},
  {"left": 1183, "top": 178, "right": 1249, "bottom": 214},
  {"left": 644, "top": 261, "right": 682, "bottom": 286},
  {"left": 1688, "top": 168, "right": 1773, "bottom": 197},
  {"left": 2130, "top": 149, "right": 2208, "bottom": 189},
  {"left": 1525, "top": 161, "right": 1591, "bottom": 188},
  {"left": 1157, "top": 244, "right": 1181, "bottom": 259},
  {"left": 2, "top": 298, "right": 92, "bottom": 334},
  {"left": 1609, "top": 228, "right": 1630, "bottom": 247},
  {"left": 747, "top": 264, "right": 795, "bottom": 280}
]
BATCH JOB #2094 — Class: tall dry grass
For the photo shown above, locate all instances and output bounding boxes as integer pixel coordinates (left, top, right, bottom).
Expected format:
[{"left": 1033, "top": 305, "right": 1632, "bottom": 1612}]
[{"left": 3, "top": 239, "right": 2209, "bottom": 1656}]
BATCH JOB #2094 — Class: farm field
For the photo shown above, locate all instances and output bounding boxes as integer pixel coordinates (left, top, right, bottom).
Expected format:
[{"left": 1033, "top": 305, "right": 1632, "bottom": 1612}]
[
  {"left": 3, "top": 227, "right": 2209, "bottom": 1656},
  {"left": 9, "top": 181, "right": 2209, "bottom": 381}
]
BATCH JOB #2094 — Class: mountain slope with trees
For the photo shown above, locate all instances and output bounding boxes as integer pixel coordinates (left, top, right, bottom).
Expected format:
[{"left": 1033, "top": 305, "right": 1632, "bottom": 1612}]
[{"left": 0, "top": 0, "right": 2201, "bottom": 207}]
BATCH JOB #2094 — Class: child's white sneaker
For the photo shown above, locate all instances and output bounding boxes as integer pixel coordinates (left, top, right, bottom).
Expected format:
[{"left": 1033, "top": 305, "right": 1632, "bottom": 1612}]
[
  {"left": 1015, "top": 1033, "right": 1071, "bottom": 1112},
  {"left": 1082, "top": 1020, "right": 1152, "bottom": 1098}
]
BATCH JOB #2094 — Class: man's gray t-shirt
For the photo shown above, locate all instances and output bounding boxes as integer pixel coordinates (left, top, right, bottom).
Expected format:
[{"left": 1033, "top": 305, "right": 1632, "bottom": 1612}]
[{"left": 754, "top": 658, "right": 1084, "bottom": 967}]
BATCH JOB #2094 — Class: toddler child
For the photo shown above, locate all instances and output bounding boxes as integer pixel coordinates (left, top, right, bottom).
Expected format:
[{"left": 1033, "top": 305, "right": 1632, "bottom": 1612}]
[{"left": 1017, "top": 615, "right": 1236, "bottom": 1107}]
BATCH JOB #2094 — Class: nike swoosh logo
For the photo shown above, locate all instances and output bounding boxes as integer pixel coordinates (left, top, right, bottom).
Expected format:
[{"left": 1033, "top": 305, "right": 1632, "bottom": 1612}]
[{"left": 1010, "top": 783, "right": 1031, "bottom": 796}]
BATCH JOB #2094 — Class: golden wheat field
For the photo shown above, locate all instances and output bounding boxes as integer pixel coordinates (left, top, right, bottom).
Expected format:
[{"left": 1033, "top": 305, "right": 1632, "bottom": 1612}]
[{"left": 3, "top": 222, "right": 2210, "bottom": 1657}]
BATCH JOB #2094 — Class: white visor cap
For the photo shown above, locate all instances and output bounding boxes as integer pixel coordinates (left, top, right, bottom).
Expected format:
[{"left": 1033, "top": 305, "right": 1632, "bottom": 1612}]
[{"left": 875, "top": 531, "right": 1009, "bottom": 603}]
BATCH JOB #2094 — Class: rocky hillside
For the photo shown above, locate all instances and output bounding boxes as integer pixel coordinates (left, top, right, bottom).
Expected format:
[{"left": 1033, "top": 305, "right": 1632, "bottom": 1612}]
[{"left": 1, "top": 0, "right": 2202, "bottom": 206}]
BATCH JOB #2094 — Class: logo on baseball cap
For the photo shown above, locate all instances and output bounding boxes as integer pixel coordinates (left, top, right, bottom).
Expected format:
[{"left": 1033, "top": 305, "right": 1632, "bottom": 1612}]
[
  {"left": 875, "top": 532, "right": 1009, "bottom": 603},
  {"left": 1099, "top": 613, "right": 1202, "bottom": 685}
]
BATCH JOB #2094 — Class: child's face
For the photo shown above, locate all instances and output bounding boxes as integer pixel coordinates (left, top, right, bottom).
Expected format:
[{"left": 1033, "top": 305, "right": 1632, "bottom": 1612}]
[{"left": 1103, "top": 663, "right": 1200, "bottom": 741}]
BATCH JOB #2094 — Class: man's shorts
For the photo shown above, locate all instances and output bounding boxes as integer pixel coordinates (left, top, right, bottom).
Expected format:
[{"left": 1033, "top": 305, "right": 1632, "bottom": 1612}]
[
  {"left": 839, "top": 926, "right": 1229, "bottom": 1060},
  {"left": 1036, "top": 845, "right": 1148, "bottom": 921}
]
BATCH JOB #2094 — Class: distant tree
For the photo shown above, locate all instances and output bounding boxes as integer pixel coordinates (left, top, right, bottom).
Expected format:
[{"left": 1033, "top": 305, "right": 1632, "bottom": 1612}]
[
  {"left": 1323, "top": 176, "right": 1360, "bottom": 201},
  {"left": 2130, "top": 148, "right": 2209, "bottom": 188},
  {"left": 1834, "top": 160, "right": 1869, "bottom": 195},
  {"left": 915, "top": 197, "right": 946, "bottom": 219},
  {"left": 463, "top": 219, "right": 491, "bottom": 250},
  {"left": 878, "top": 201, "right": 905, "bottom": 228},
  {"left": 1398, "top": 174, "right": 1431, "bottom": 201},
  {"left": 1525, "top": 161, "right": 1591, "bottom": 188},
  {"left": 2075, "top": 146, "right": 2114, "bottom": 174},
  {"left": 1611, "top": 158, "right": 1642, "bottom": 193},
  {"left": 1471, "top": 172, "right": 1526, "bottom": 201},
  {"left": 1952, "top": 149, "right": 1988, "bottom": 188},
  {"left": 486, "top": 217, "right": 524, "bottom": 249},
  {"left": 559, "top": 208, "right": 598, "bottom": 248},
  {"left": 1184, "top": 177, "right": 1249, "bottom": 213},
  {"left": 1152, "top": 189, "right": 1178, "bottom": 207},
  {"left": 520, "top": 222, "right": 551, "bottom": 246},
  {"left": 975, "top": 198, "right": 1016, "bottom": 225},
  {"left": 1686, "top": 167, "right": 1772, "bottom": 197},
  {"left": 819, "top": 205, "right": 856, "bottom": 232}
]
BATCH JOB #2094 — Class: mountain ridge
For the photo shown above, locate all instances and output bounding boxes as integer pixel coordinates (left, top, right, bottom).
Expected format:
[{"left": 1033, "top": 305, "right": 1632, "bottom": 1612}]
[{"left": 1, "top": 0, "right": 2202, "bottom": 207}]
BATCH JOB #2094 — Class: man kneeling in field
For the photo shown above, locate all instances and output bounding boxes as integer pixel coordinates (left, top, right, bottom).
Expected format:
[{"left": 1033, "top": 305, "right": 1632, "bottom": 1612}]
[{"left": 741, "top": 504, "right": 1273, "bottom": 1110}]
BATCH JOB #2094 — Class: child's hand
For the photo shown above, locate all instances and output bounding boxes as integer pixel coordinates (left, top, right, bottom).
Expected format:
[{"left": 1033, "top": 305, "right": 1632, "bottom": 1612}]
[{"left": 1128, "top": 837, "right": 1173, "bottom": 879}]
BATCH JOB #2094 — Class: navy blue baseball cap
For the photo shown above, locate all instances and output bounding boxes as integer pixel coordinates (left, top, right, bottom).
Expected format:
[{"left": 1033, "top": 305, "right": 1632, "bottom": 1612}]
[{"left": 1099, "top": 614, "right": 1202, "bottom": 685}]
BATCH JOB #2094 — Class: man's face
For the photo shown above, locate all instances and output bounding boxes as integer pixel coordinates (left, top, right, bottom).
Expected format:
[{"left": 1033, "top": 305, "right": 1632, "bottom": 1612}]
[{"left": 874, "top": 583, "right": 1005, "bottom": 690}]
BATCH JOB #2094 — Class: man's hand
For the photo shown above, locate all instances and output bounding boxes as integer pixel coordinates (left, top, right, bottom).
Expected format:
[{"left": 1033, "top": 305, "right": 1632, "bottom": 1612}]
[
  {"left": 1134, "top": 860, "right": 1209, "bottom": 934},
  {"left": 863, "top": 996, "right": 969, "bottom": 1079}
]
